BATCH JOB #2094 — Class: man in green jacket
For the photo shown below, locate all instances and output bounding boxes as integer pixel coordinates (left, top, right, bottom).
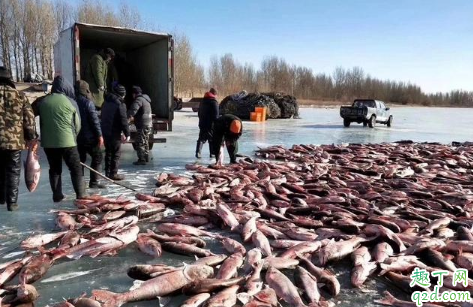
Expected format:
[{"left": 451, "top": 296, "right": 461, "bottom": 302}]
[
  {"left": 85, "top": 48, "right": 115, "bottom": 109},
  {"left": 32, "top": 76, "right": 86, "bottom": 202}
]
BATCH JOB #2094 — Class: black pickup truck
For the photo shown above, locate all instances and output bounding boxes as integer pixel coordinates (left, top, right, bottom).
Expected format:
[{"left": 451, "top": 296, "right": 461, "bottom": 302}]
[{"left": 340, "top": 99, "right": 393, "bottom": 128}]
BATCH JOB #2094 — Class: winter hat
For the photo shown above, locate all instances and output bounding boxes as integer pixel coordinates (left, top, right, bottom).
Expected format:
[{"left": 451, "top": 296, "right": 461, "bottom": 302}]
[
  {"left": 0, "top": 67, "right": 12, "bottom": 80},
  {"left": 132, "top": 86, "right": 142, "bottom": 95},
  {"left": 230, "top": 120, "right": 242, "bottom": 134},
  {"left": 75, "top": 80, "right": 92, "bottom": 99},
  {"left": 0, "top": 67, "right": 14, "bottom": 88},
  {"left": 105, "top": 48, "right": 115, "bottom": 58},
  {"left": 113, "top": 84, "right": 126, "bottom": 98}
]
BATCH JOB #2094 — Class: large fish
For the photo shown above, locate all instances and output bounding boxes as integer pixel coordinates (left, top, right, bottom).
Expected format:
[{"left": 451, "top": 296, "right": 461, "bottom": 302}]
[
  {"left": 265, "top": 267, "right": 306, "bottom": 307},
  {"left": 24, "top": 146, "right": 40, "bottom": 192},
  {"left": 92, "top": 264, "right": 214, "bottom": 307},
  {"left": 182, "top": 277, "right": 244, "bottom": 295},
  {"left": 294, "top": 266, "right": 320, "bottom": 304},
  {"left": 205, "top": 284, "right": 239, "bottom": 307}
]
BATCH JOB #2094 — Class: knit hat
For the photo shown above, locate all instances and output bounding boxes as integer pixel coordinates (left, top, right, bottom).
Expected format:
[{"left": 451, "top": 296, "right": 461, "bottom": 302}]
[
  {"left": 0, "top": 67, "right": 14, "bottom": 88},
  {"left": 230, "top": 120, "right": 242, "bottom": 134},
  {"left": 75, "top": 80, "right": 92, "bottom": 99},
  {"left": 0, "top": 67, "right": 12, "bottom": 80},
  {"left": 113, "top": 84, "right": 126, "bottom": 97},
  {"left": 105, "top": 48, "right": 115, "bottom": 58},
  {"left": 132, "top": 86, "right": 142, "bottom": 95}
]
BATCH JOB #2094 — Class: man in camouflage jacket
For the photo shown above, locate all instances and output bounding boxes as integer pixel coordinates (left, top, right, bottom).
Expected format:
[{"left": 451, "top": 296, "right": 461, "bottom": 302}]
[{"left": 0, "top": 67, "right": 37, "bottom": 211}]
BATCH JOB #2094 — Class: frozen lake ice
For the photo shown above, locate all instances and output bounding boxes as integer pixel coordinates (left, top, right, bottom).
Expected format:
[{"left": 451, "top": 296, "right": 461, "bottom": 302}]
[{"left": 0, "top": 106, "right": 472, "bottom": 306}]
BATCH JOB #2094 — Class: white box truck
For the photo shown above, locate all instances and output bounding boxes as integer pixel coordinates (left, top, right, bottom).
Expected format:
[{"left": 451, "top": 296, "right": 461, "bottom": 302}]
[{"left": 54, "top": 23, "right": 174, "bottom": 148}]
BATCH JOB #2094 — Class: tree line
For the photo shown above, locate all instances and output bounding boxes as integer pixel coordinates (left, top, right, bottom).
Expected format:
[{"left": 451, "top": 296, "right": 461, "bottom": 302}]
[
  {"left": 206, "top": 54, "right": 473, "bottom": 107},
  {"left": 0, "top": 0, "right": 471, "bottom": 107}
]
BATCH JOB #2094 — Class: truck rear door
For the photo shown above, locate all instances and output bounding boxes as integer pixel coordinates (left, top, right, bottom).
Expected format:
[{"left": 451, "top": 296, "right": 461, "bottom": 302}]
[
  {"left": 168, "top": 36, "right": 174, "bottom": 130},
  {"left": 53, "top": 27, "right": 75, "bottom": 84}
]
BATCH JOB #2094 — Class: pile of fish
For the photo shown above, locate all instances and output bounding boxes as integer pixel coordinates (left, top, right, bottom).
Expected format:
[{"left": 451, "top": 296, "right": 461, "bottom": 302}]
[{"left": 1, "top": 141, "right": 473, "bottom": 307}]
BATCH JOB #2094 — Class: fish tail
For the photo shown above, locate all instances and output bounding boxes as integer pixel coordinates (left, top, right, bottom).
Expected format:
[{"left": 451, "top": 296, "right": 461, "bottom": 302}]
[
  {"left": 374, "top": 291, "right": 397, "bottom": 305},
  {"left": 378, "top": 264, "right": 388, "bottom": 275},
  {"left": 236, "top": 292, "right": 252, "bottom": 304},
  {"left": 92, "top": 290, "right": 124, "bottom": 307}
]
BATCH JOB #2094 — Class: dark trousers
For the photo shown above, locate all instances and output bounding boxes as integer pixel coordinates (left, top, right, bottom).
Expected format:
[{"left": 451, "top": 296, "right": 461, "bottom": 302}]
[
  {"left": 225, "top": 139, "right": 238, "bottom": 163},
  {"left": 78, "top": 143, "right": 103, "bottom": 184},
  {"left": 104, "top": 138, "right": 121, "bottom": 176},
  {"left": 197, "top": 128, "right": 214, "bottom": 155},
  {"left": 0, "top": 150, "right": 21, "bottom": 205},
  {"left": 44, "top": 147, "right": 84, "bottom": 200},
  {"left": 135, "top": 127, "right": 150, "bottom": 162},
  {"left": 213, "top": 137, "right": 239, "bottom": 163}
]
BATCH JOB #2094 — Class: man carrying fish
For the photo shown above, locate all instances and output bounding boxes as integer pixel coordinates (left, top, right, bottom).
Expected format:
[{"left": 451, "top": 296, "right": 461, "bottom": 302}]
[
  {"left": 32, "top": 76, "right": 87, "bottom": 202},
  {"left": 211, "top": 114, "right": 243, "bottom": 165},
  {"left": 75, "top": 80, "right": 105, "bottom": 189},
  {"left": 0, "top": 67, "right": 37, "bottom": 211}
]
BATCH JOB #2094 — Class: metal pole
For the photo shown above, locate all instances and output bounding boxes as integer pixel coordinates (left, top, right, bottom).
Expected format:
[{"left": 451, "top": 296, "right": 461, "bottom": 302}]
[{"left": 80, "top": 162, "right": 138, "bottom": 192}]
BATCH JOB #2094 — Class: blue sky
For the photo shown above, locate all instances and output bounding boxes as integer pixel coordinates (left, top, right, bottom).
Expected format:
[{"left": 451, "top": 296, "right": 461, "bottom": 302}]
[{"left": 97, "top": 0, "right": 472, "bottom": 93}]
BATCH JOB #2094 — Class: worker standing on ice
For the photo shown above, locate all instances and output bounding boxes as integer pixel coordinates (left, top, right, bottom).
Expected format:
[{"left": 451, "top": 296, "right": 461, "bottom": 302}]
[
  {"left": 196, "top": 88, "right": 219, "bottom": 159},
  {"left": 212, "top": 114, "right": 242, "bottom": 165},
  {"left": 32, "top": 76, "right": 86, "bottom": 202},
  {"left": 85, "top": 48, "right": 115, "bottom": 109},
  {"left": 75, "top": 80, "right": 105, "bottom": 189},
  {"left": 0, "top": 67, "right": 37, "bottom": 211},
  {"left": 128, "top": 86, "right": 152, "bottom": 165},
  {"left": 101, "top": 84, "right": 130, "bottom": 180}
]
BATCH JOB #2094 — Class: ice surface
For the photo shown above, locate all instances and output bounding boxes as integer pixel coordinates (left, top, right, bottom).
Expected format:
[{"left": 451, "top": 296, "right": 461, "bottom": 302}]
[{"left": 0, "top": 107, "right": 471, "bottom": 305}]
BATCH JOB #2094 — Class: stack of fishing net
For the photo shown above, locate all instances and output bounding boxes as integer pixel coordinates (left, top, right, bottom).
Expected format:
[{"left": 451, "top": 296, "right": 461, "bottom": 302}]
[
  {"left": 263, "top": 92, "right": 300, "bottom": 119},
  {"left": 219, "top": 91, "right": 299, "bottom": 119}
]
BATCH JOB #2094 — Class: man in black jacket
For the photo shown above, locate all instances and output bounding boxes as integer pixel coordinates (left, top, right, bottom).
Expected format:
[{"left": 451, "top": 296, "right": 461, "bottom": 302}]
[
  {"left": 100, "top": 84, "right": 130, "bottom": 181},
  {"left": 212, "top": 114, "right": 242, "bottom": 165},
  {"left": 75, "top": 80, "right": 104, "bottom": 188},
  {"left": 128, "top": 86, "right": 152, "bottom": 165},
  {"left": 196, "top": 88, "right": 219, "bottom": 158}
]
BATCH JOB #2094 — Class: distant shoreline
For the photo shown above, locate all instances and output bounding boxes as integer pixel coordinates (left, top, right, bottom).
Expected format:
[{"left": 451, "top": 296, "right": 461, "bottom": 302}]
[{"left": 298, "top": 99, "right": 471, "bottom": 109}]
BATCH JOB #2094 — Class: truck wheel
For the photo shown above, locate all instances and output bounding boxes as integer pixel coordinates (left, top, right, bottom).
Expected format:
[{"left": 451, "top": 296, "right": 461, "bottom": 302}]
[
  {"left": 387, "top": 116, "right": 393, "bottom": 127},
  {"left": 343, "top": 119, "right": 351, "bottom": 127},
  {"left": 368, "top": 115, "right": 376, "bottom": 128}
]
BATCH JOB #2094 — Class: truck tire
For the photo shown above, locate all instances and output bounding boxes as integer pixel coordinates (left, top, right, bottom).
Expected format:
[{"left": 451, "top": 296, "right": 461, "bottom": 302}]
[
  {"left": 343, "top": 119, "right": 351, "bottom": 127},
  {"left": 368, "top": 115, "right": 376, "bottom": 128},
  {"left": 387, "top": 116, "right": 393, "bottom": 127}
]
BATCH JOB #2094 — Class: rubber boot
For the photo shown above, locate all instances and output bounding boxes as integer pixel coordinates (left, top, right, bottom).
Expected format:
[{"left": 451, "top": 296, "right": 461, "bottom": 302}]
[
  {"left": 71, "top": 173, "right": 87, "bottom": 200},
  {"left": 209, "top": 140, "right": 216, "bottom": 158},
  {"left": 7, "top": 203, "right": 18, "bottom": 211},
  {"left": 195, "top": 141, "right": 203, "bottom": 159},
  {"left": 49, "top": 172, "right": 65, "bottom": 202},
  {"left": 0, "top": 169, "right": 5, "bottom": 205}
]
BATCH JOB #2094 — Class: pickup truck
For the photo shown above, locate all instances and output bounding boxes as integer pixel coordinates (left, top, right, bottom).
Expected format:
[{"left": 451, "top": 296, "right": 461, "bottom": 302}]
[
  {"left": 340, "top": 99, "right": 393, "bottom": 128},
  {"left": 54, "top": 23, "right": 174, "bottom": 149}
]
